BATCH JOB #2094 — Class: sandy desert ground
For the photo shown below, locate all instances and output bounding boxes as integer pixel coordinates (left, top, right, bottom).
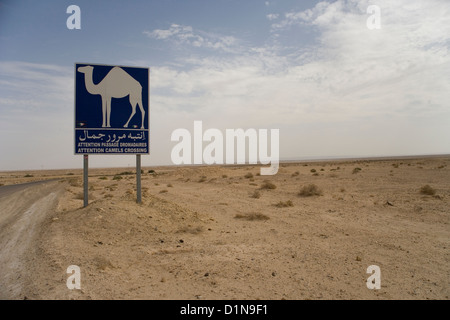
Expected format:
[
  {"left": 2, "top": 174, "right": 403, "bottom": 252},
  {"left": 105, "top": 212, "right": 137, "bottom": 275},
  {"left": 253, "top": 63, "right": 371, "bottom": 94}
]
[{"left": 0, "top": 156, "right": 449, "bottom": 300}]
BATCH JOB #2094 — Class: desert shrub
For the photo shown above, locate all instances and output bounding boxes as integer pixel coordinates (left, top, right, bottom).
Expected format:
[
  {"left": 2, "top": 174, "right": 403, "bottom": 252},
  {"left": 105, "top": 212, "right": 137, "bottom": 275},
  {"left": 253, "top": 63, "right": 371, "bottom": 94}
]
[
  {"left": 291, "top": 171, "right": 299, "bottom": 177},
  {"left": 310, "top": 169, "right": 316, "bottom": 173},
  {"left": 148, "top": 169, "right": 156, "bottom": 174},
  {"left": 222, "top": 174, "right": 228, "bottom": 178},
  {"left": 260, "top": 180, "right": 276, "bottom": 190},
  {"left": 274, "top": 200, "right": 294, "bottom": 208},
  {"left": 24, "top": 174, "right": 33, "bottom": 177},
  {"left": 68, "top": 178, "right": 81, "bottom": 187},
  {"left": 167, "top": 183, "right": 173, "bottom": 187},
  {"left": 352, "top": 167, "right": 362, "bottom": 174},
  {"left": 119, "top": 171, "right": 133, "bottom": 175},
  {"left": 159, "top": 189, "right": 168, "bottom": 193},
  {"left": 244, "top": 173, "right": 254, "bottom": 179},
  {"left": 198, "top": 176, "right": 207, "bottom": 183},
  {"left": 75, "top": 192, "right": 94, "bottom": 200},
  {"left": 234, "top": 212, "right": 269, "bottom": 221},
  {"left": 251, "top": 190, "right": 261, "bottom": 199},
  {"left": 420, "top": 185, "right": 436, "bottom": 195},
  {"left": 113, "top": 175, "right": 123, "bottom": 180},
  {"left": 298, "top": 184, "right": 323, "bottom": 197},
  {"left": 98, "top": 176, "right": 108, "bottom": 180}
]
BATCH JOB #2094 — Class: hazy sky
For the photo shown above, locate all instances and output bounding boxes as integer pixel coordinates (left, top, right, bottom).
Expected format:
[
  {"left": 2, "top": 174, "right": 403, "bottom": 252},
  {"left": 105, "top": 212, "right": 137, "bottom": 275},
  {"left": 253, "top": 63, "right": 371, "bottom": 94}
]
[{"left": 0, "top": 0, "right": 449, "bottom": 170}]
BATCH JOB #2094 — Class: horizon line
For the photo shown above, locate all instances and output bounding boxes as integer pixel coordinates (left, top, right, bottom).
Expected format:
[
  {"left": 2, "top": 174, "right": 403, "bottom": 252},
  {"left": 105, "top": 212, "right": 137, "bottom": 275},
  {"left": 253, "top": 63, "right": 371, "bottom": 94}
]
[{"left": 1, "top": 153, "right": 449, "bottom": 173}]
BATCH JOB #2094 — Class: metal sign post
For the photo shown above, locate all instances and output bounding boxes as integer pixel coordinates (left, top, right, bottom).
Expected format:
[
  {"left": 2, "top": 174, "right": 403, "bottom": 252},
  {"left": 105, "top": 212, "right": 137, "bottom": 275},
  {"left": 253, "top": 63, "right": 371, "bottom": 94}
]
[
  {"left": 136, "top": 154, "right": 142, "bottom": 204},
  {"left": 83, "top": 154, "right": 88, "bottom": 207}
]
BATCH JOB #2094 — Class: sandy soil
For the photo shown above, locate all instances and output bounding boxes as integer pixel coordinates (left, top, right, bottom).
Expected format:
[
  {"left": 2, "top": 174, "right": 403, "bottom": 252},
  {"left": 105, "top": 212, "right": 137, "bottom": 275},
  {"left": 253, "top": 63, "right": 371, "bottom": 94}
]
[{"left": 0, "top": 156, "right": 449, "bottom": 300}]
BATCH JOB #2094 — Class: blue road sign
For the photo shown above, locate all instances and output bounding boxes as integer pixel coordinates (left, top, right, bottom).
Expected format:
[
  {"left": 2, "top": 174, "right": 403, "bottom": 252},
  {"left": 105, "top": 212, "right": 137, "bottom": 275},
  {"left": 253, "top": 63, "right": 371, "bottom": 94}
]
[{"left": 75, "top": 63, "right": 149, "bottom": 154}]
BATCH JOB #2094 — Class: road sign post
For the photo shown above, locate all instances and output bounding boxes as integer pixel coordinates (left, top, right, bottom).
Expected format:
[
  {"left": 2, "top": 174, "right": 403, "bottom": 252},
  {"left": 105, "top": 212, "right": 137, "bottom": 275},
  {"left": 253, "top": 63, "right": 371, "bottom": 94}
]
[
  {"left": 136, "top": 154, "right": 141, "bottom": 204},
  {"left": 83, "top": 154, "right": 88, "bottom": 207},
  {"left": 74, "top": 63, "right": 149, "bottom": 205}
]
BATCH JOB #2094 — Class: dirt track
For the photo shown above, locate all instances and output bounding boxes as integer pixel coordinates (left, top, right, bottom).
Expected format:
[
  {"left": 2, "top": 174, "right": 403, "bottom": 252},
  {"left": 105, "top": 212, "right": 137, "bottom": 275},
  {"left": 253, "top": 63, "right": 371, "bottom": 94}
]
[{"left": 0, "top": 180, "right": 64, "bottom": 299}]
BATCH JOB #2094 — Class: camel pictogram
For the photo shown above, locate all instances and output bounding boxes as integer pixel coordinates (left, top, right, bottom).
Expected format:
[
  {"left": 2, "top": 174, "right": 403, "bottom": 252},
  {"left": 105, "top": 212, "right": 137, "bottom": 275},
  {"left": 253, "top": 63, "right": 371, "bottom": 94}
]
[{"left": 77, "top": 66, "right": 145, "bottom": 129}]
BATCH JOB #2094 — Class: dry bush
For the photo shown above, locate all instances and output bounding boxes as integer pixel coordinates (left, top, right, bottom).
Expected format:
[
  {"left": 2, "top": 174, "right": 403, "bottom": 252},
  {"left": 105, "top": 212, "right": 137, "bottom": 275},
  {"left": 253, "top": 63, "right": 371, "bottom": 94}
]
[
  {"left": 291, "top": 171, "right": 299, "bottom": 177},
  {"left": 198, "top": 176, "right": 207, "bottom": 183},
  {"left": 260, "top": 180, "right": 276, "bottom": 190},
  {"left": 68, "top": 178, "right": 81, "bottom": 187},
  {"left": 74, "top": 192, "right": 84, "bottom": 200},
  {"left": 74, "top": 192, "right": 94, "bottom": 200},
  {"left": 244, "top": 173, "right": 254, "bottom": 179},
  {"left": 234, "top": 212, "right": 269, "bottom": 221},
  {"left": 167, "top": 183, "right": 173, "bottom": 187},
  {"left": 159, "top": 189, "right": 168, "bottom": 193},
  {"left": 298, "top": 184, "right": 323, "bottom": 197},
  {"left": 274, "top": 200, "right": 294, "bottom": 208},
  {"left": 251, "top": 190, "right": 261, "bottom": 199},
  {"left": 420, "top": 185, "right": 436, "bottom": 196},
  {"left": 352, "top": 168, "right": 362, "bottom": 174}
]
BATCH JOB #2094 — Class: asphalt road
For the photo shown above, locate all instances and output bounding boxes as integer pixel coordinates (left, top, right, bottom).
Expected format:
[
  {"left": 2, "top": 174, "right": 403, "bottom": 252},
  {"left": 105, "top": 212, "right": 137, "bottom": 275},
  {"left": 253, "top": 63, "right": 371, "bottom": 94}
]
[{"left": 0, "top": 179, "right": 59, "bottom": 199}]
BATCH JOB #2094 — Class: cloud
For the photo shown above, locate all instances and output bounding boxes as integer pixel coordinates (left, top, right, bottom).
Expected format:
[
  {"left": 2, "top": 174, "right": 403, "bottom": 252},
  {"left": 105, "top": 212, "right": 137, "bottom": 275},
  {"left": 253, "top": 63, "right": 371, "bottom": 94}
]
[
  {"left": 147, "top": 0, "right": 450, "bottom": 158},
  {"left": 143, "top": 24, "right": 239, "bottom": 52},
  {"left": 266, "top": 13, "right": 279, "bottom": 21},
  {"left": 0, "top": 61, "right": 78, "bottom": 169},
  {"left": 0, "top": 61, "right": 73, "bottom": 112}
]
